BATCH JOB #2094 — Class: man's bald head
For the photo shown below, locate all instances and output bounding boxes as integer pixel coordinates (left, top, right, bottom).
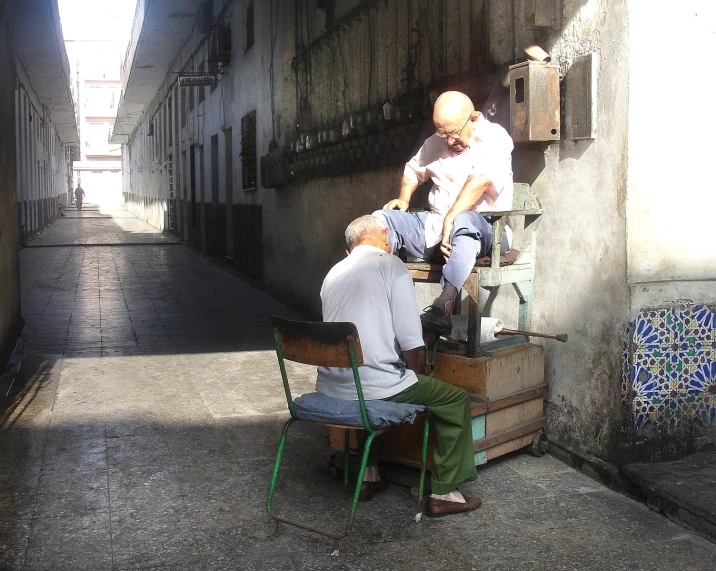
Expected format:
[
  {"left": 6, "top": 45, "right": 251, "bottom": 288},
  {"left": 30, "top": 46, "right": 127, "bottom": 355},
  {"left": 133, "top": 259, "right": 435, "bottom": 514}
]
[
  {"left": 433, "top": 92, "right": 474, "bottom": 130},
  {"left": 433, "top": 91, "right": 477, "bottom": 154}
]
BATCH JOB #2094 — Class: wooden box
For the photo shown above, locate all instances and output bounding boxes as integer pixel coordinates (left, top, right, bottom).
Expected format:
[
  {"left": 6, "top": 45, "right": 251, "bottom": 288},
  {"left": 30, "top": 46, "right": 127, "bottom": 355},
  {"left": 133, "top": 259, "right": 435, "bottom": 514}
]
[{"left": 328, "top": 343, "right": 546, "bottom": 468}]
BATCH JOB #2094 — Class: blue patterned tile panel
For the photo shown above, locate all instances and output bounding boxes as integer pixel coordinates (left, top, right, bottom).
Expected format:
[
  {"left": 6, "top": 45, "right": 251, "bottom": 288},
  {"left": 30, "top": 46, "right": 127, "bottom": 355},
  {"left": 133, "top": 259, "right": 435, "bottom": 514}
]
[
  {"left": 672, "top": 302, "right": 714, "bottom": 347},
  {"left": 680, "top": 347, "right": 712, "bottom": 396},
  {"left": 626, "top": 302, "right": 715, "bottom": 432},
  {"left": 680, "top": 393, "right": 713, "bottom": 428},
  {"left": 633, "top": 308, "right": 673, "bottom": 348},
  {"left": 632, "top": 347, "right": 675, "bottom": 397}
]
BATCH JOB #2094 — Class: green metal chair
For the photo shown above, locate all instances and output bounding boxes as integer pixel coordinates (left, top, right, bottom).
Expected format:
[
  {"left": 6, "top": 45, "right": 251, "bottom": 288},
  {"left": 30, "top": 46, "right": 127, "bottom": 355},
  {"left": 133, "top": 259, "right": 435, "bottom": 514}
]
[{"left": 267, "top": 316, "right": 430, "bottom": 556}]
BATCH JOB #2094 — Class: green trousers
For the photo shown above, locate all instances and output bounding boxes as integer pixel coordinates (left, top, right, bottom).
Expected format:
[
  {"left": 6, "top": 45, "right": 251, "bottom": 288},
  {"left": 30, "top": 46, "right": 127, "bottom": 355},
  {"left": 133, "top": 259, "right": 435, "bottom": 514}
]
[{"left": 364, "top": 374, "right": 478, "bottom": 495}]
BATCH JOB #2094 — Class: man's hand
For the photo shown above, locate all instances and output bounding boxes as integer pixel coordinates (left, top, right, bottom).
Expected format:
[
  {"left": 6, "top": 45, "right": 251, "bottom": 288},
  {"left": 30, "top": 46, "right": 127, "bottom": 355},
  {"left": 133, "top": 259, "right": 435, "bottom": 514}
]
[
  {"left": 440, "top": 216, "right": 455, "bottom": 261},
  {"left": 383, "top": 198, "right": 409, "bottom": 211}
]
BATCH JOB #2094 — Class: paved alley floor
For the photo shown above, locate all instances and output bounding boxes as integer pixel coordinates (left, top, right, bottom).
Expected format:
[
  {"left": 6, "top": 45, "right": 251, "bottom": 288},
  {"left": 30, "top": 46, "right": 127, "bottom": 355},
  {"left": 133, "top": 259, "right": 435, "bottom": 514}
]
[
  {"left": 28, "top": 203, "right": 180, "bottom": 246},
  {"left": 1, "top": 207, "right": 716, "bottom": 570}
]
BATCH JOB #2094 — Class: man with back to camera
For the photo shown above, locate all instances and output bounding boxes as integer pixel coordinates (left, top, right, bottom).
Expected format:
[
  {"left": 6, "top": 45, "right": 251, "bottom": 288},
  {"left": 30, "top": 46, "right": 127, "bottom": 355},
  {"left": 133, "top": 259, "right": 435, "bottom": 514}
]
[
  {"left": 74, "top": 183, "right": 85, "bottom": 211},
  {"left": 373, "top": 90, "right": 514, "bottom": 335},
  {"left": 316, "top": 215, "right": 481, "bottom": 517}
]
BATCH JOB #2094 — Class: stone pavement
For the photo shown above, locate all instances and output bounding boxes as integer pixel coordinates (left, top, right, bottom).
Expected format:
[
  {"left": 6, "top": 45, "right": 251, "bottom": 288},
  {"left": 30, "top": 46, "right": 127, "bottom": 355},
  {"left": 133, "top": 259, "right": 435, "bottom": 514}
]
[
  {"left": 1, "top": 207, "right": 716, "bottom": 570},
  {"left": 28, "top": 203, "right": 180, "bottom": 246}
]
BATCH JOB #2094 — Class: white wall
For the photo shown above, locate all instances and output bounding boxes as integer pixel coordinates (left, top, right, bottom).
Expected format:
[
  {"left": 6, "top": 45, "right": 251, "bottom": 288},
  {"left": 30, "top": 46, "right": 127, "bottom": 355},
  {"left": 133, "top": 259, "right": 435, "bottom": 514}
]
[{"left": 627, "top": 0, "right": 716, "bottom": 313}]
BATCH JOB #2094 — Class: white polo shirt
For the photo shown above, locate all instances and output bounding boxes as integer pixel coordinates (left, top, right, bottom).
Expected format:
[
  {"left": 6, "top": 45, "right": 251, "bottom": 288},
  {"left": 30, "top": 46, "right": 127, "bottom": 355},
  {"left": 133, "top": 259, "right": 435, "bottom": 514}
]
[
  {"left": 316, "top": 245, "right": 424, "bottom": 400},
  {"left": 404, "top": 114, "right": 514, "bottom": 247}
]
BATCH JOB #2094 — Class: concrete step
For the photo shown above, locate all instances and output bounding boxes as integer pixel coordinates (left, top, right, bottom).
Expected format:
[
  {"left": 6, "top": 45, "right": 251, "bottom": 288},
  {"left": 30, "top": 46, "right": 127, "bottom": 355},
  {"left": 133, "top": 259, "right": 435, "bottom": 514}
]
[{"left": 623, "top": 451, "right": 716, "bottom": 542}]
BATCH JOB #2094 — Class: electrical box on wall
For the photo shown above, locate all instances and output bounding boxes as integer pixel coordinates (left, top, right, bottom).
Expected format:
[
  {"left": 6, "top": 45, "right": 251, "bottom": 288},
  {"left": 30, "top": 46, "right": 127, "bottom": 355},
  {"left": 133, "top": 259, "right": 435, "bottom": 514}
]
[
  {"left": 524, "top": 0, "right": 561, "bottom": 32},
  {"left": 565, "top": 53, "right": 597, "bottom": 140},
  {"left": 509, "top": 60, "right": 560, "bottom": 143}
]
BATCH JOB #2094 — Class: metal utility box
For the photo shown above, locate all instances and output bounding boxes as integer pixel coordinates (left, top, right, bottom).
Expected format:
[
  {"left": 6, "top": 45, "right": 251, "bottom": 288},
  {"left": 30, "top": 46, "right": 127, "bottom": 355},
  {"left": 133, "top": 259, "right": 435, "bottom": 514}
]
[{"left": 510, "top": 60, "right": 560, "bottom": 142}]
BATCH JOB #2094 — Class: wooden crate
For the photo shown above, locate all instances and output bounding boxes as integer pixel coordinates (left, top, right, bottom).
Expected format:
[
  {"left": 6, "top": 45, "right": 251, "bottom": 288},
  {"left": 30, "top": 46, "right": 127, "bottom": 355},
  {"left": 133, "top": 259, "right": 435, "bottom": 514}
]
[
  {"left": 418, "top": 343, "right": 544, "bottom": 397},
  {"left": 328, "top": 343, "right": 545, "bottom": 468}
]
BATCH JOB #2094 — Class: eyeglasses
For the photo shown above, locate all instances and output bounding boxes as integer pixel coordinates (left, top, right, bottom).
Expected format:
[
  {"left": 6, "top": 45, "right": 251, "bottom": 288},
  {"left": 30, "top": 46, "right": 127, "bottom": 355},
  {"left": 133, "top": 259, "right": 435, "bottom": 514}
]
[{"left": 435, "top": 114, "right": 472, "bottom": 140}]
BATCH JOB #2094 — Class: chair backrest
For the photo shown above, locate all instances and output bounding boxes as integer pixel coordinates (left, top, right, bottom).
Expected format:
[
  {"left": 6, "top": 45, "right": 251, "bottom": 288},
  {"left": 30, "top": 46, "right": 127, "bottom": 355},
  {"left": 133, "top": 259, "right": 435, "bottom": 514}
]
[
  {"left": 270, "top": 316, "right": 364, "bottom": 367},
  {"left": 511, "top": 183, "right": 543, "bottom": 213}
]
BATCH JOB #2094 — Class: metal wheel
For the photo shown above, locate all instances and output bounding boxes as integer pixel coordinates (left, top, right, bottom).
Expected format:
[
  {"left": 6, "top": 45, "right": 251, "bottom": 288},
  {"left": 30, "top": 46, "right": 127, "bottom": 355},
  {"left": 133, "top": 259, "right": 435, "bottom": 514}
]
[{"left": 530, "top": 431, "right": 549, "bottom": 457}]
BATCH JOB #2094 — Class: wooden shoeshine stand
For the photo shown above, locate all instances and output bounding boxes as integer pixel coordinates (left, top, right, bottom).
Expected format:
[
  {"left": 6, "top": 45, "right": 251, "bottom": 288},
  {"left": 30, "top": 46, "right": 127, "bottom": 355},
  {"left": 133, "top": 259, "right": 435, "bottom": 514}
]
[{"left": 329, "top": 184, "right": 548, "bottom": 475}]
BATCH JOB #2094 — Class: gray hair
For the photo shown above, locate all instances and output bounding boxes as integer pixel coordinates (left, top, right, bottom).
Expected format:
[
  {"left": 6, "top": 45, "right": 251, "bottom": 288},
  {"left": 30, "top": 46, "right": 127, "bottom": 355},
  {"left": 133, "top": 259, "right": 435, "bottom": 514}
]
[{"left": 344, "top": 215, "right": 387, "bottom": 252}]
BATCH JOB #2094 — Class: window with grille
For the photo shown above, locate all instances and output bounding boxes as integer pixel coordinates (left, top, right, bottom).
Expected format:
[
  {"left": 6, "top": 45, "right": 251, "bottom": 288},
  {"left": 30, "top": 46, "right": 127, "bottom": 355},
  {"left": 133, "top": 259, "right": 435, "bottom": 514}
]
[{"left": 241, "top": 111, "right": 256, "bottom": 190}]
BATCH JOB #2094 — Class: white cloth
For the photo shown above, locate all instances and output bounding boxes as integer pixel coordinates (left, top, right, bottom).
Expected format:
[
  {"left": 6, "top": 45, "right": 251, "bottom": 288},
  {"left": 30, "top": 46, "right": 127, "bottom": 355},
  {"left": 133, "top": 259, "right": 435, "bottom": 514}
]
[
  {"left": 316, "top": 245, "right": 424, "bottom": 400},
  {"left": 404, "top": 114, "right": 514, "bottom": 247},
  {"left": 450, "top": 316, "right": 504, "bottom": 344}
]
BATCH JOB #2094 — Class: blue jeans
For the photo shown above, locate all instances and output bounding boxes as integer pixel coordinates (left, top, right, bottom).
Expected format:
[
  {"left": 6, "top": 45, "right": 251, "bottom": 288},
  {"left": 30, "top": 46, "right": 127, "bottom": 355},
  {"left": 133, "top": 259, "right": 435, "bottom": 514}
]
[{"left": 372, "top": 209, "right": 505, "bottom": 290}]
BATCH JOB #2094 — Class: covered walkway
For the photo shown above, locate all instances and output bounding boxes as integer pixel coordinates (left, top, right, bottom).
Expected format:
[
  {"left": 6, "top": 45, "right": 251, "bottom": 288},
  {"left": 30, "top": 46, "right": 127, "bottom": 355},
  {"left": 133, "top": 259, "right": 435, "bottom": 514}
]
[{"left": 1, "top": 206, "right": 714, "bottom": 570}]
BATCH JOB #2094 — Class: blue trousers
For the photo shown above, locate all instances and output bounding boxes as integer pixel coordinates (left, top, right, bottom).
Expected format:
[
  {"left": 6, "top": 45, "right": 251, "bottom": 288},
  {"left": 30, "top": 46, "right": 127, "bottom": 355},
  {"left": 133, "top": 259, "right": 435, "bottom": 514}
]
[{"left": 372, "top": 210, "right": 505, "bottom": 290}]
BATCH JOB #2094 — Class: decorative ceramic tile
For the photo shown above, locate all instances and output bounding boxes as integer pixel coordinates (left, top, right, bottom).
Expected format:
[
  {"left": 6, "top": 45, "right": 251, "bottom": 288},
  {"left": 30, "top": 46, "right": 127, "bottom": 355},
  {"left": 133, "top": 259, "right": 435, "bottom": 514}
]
[
  {"left": 680, "top": 348, "right": 712, "bottom": 395},
  {"left": 672, "top": 302, "right": 714, "bottom": 347},
  {"left": 632, "top": 348, "right": 675, "bottom": 397},
  {"left": 621, "top": 326, "right": 632, "bottom": 406},
  {"left": 629, "top": 303, "right": 715, "bottom": 434},
  {"left": 633, "top": 309, "right": 673, "bottom": 348},
  {"left": 681, "top": 394, "right": 712, "bottom": 428},
  {"left": 632, "top": 395, "right": 657, "bottom": 430}
]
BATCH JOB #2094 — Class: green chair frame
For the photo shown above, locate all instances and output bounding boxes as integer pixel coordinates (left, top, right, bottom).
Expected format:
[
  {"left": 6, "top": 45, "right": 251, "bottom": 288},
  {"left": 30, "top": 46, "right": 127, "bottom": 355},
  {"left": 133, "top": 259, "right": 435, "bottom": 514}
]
[{"left": 267, "top": 316, "right": 430, "bottom": 556}]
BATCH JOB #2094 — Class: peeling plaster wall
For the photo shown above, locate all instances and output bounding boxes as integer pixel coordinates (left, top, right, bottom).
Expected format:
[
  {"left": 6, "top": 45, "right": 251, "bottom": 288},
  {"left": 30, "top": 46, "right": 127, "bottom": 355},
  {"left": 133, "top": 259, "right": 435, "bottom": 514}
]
[{"left": 495, "top": 0, "right": 631, "bottom": 462}]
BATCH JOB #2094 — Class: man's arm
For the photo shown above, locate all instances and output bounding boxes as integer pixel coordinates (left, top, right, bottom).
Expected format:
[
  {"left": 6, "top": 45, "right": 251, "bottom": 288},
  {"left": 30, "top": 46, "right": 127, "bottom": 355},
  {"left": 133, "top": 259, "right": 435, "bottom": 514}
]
[
  {"left": 440, "top": 175, "right": 494, "bottom": 260},
  {"left": 402, "top": 347, "right": 422, "bottom": 372},
  {"left": 383, "top": 175, "right": 419, "bottom": 211}
]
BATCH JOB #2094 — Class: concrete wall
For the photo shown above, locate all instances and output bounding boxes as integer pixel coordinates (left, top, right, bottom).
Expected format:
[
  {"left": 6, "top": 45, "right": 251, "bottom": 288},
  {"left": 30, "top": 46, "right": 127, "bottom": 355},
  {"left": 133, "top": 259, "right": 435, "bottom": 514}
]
[
  {"left": 627, "top": 1, "right": 716, "bottom": 310},
  {"left": 620, "top": 1, "right": 716, "bottom": 462},
  {"left": 0, "top": 1, "right": 22, "bottom": 369},
  {"left": 507, "top": 0, "right": 631, "bottom": 462},
  {"left": 15, "top": 60, "right": 73, "bottom": 242}
]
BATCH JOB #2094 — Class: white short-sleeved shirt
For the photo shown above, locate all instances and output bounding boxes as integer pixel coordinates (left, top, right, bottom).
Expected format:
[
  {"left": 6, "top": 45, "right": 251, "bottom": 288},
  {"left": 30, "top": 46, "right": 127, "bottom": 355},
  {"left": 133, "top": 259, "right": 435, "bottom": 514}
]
[
  {"left": 404, "top": 114, "right": 514, "bottom": 247},
  {"left": 316, "top": 245, "right": 424, "bottom": 400}
]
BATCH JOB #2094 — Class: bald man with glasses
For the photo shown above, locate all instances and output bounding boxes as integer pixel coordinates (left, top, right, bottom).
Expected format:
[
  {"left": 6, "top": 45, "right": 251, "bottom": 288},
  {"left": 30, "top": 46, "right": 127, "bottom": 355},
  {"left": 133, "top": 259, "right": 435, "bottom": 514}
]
[{"left": 373, "top": 91, "right": 514, "bottom": 334}]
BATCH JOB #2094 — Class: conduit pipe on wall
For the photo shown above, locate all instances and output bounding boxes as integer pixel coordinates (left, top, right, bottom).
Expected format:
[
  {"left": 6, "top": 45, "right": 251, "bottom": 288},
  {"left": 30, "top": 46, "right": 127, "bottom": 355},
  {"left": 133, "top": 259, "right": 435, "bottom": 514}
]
[{"left": 523, "top": 44, "right": 551, "bottom": 62}]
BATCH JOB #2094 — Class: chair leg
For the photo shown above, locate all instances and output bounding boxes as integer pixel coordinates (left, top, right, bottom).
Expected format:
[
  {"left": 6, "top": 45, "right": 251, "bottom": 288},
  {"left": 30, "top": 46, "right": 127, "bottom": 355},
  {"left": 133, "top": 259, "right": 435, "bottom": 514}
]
[
  {"left": 343, "top": 428, "right": 350, "bottom": 499},
  {"left": 266, "top": 417, "right": 295, "bottom": 524},
  {"left": 346, "top": 430, "right": 380, "bottom": 531},
  {"left": 268, "top": 422, "right": 388, "bottom": 552},
  {"left": 416, "top": 416, "right": 429, "bottom": 522}
]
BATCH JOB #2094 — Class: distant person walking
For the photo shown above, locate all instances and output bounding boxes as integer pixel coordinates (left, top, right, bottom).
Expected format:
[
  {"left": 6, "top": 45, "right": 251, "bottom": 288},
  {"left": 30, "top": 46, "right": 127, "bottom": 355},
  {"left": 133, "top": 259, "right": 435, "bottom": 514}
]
[{"left": 74, "top": 184, "right": 85, "bottom": 211}]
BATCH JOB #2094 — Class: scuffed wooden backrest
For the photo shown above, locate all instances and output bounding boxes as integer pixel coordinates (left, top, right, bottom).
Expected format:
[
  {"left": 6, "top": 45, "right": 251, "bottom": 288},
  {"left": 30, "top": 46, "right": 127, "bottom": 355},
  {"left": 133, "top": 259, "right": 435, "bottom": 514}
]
[{"left": 270, "top": 316, "right": 364, "bottom": 367}]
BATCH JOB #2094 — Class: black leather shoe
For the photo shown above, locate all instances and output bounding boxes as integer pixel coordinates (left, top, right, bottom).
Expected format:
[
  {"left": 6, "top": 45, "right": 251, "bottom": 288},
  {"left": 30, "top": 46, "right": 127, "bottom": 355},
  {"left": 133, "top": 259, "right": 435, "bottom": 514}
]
[
  {"left": 420, "top": 305, "right": 453, "bottom": 334},
  {"left": 425, "top": 495, "right": 482, "bottom": 517},
  {"left": 359, "top": 478, "right": 389, "bottom": 502}
]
